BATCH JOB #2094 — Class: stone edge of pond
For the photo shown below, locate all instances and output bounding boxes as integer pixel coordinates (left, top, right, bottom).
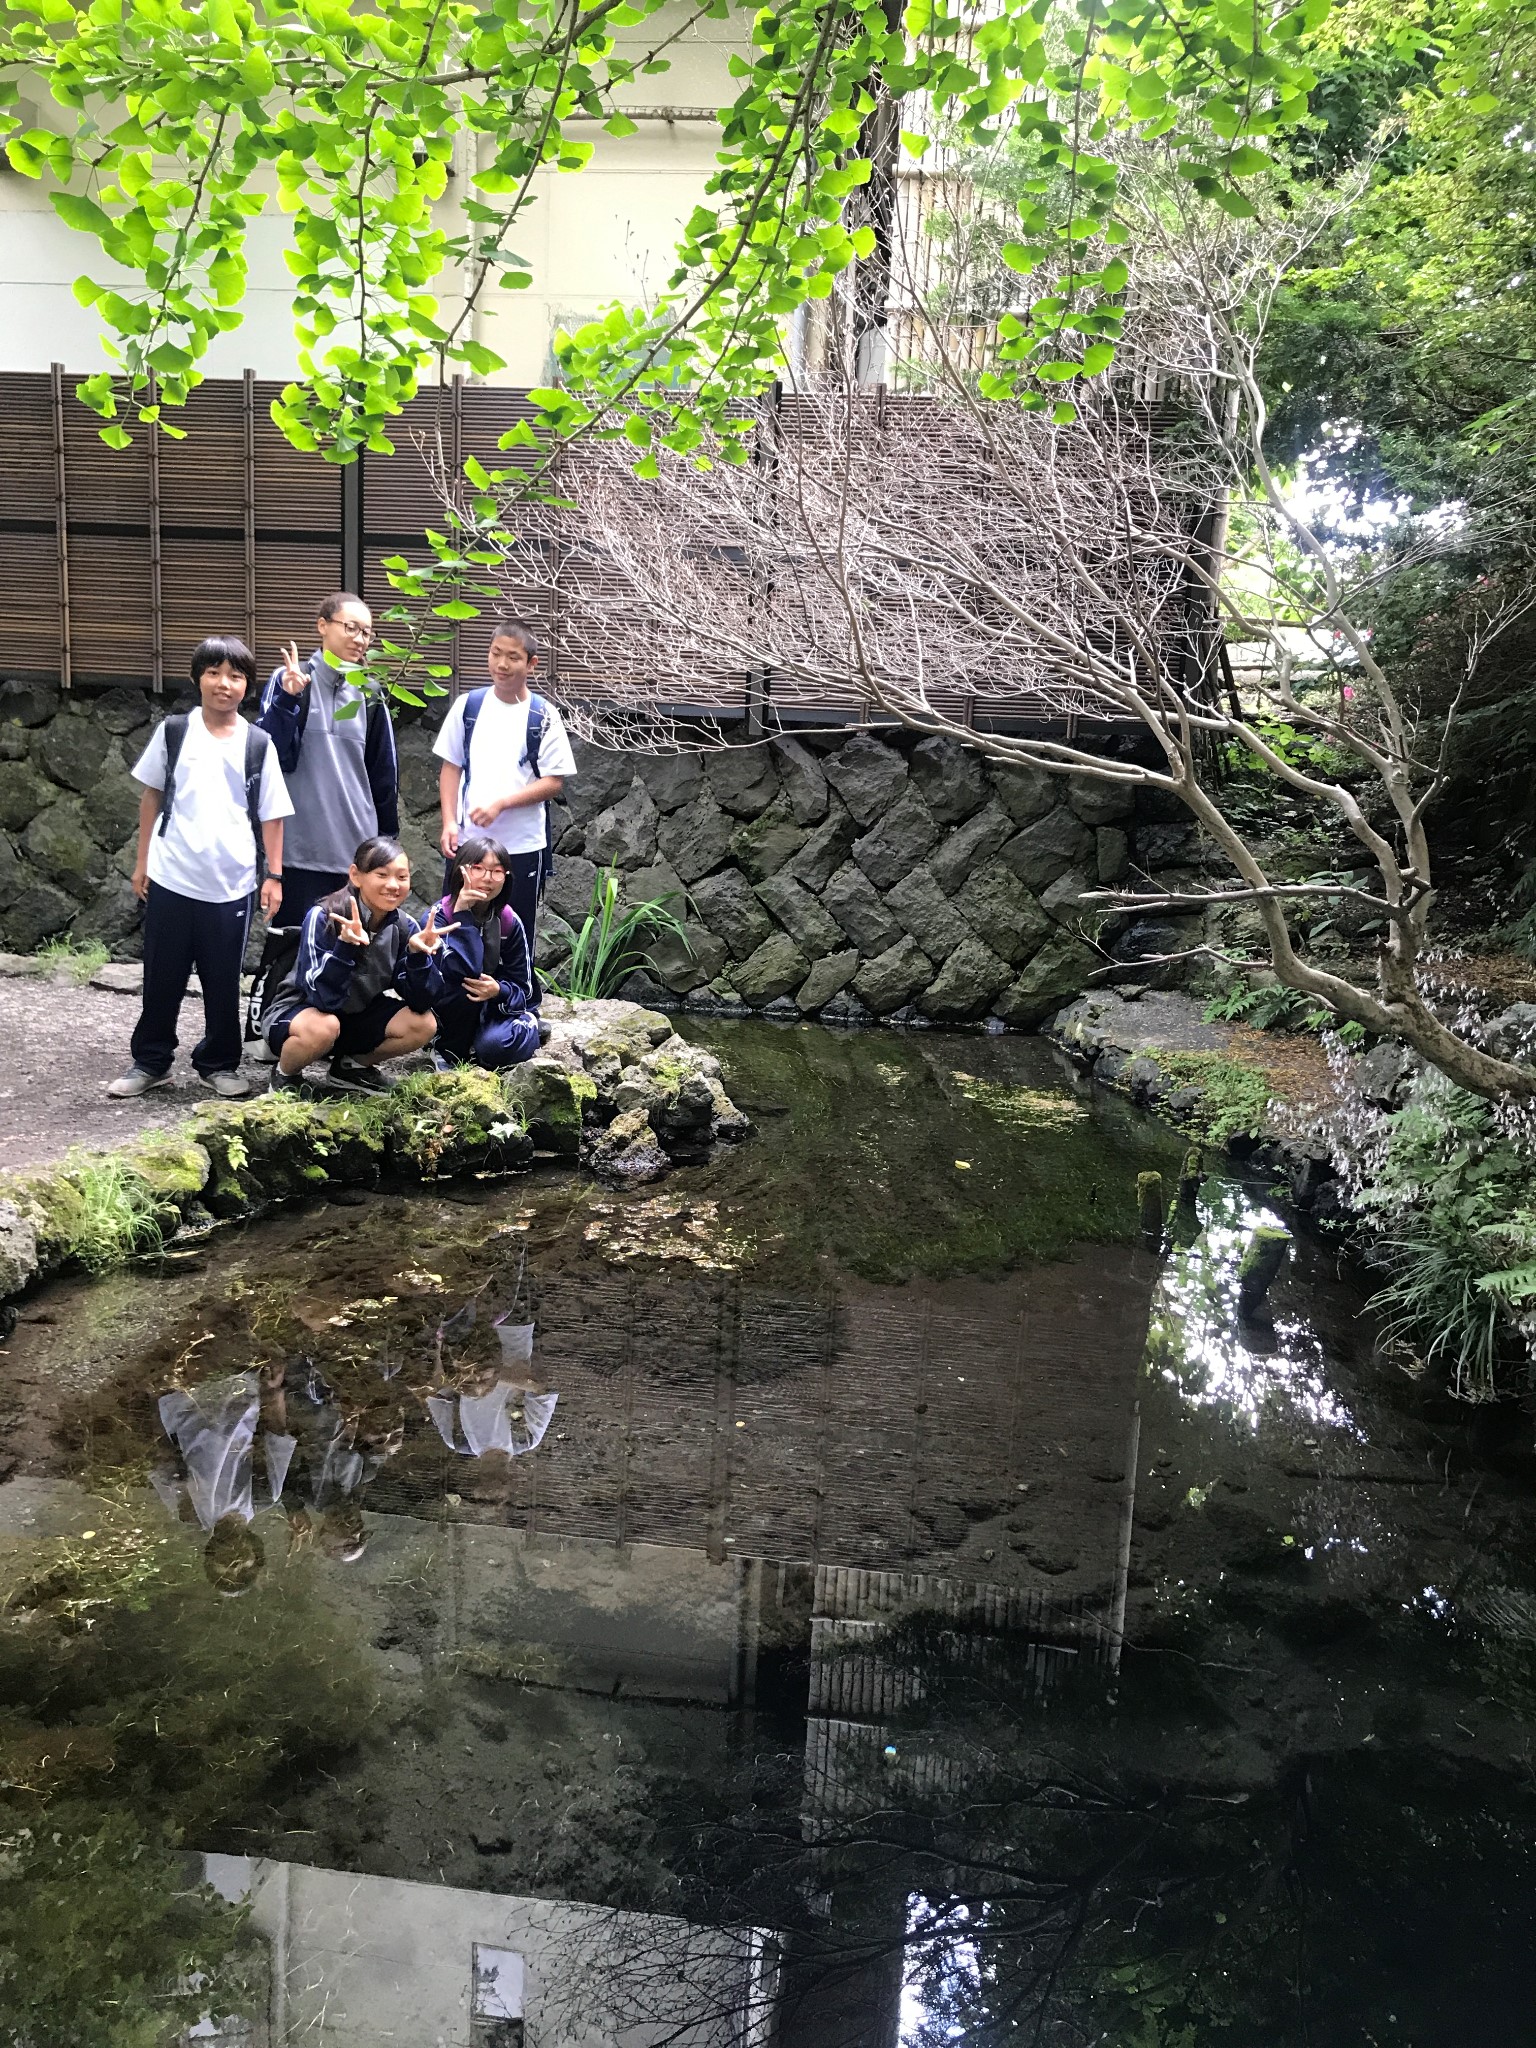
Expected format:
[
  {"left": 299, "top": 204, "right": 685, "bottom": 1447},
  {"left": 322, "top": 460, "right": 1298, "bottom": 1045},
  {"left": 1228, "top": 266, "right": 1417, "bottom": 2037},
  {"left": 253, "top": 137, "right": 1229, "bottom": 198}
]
[
  {"left": 1045, "top": 989, "right": 1352, "bottom": 1232},
  {"left": 0, "top": 999, "right": 751, "bottom": 1306}
]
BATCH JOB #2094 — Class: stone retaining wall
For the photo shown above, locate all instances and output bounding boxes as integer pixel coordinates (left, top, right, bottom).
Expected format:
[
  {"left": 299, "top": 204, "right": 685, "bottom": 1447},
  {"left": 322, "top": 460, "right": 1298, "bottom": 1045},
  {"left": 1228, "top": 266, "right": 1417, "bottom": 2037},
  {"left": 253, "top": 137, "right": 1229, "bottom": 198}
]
[{"left": 0, "top": 677, "right": 1204, "bottom": 1024}]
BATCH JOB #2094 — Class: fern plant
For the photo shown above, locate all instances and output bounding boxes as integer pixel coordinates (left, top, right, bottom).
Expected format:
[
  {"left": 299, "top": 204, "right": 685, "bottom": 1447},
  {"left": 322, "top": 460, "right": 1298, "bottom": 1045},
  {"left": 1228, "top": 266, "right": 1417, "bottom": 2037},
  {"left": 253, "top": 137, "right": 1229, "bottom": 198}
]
[
  {"left": 1204, "top": 980, "right": 1366, "bottom": 1049},
  {"left": 542, "top": 867, "right": 691, "bottom": 1000}
]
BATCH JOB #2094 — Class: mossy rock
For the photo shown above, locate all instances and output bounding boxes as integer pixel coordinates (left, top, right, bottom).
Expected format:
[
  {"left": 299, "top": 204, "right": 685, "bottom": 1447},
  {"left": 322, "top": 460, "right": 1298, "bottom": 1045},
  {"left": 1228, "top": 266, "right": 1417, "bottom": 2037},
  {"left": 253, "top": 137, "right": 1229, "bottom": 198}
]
[
  {"left": 123, "top": 1135, "right": 212, "bottom": 1201},
  {"left": 385, "top": 1068, "right": 534, "bottom": 1180},
  {"left": 501, "top": 1060, "right": 593, "bottom": 1158}
]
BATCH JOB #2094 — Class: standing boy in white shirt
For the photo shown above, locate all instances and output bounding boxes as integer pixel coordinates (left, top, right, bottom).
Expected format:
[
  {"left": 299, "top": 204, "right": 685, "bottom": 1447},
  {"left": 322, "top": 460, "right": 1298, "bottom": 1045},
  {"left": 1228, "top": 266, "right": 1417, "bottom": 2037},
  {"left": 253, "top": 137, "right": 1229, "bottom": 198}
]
[
  {"left": 109, "top": 637, "right": 293, "bottom": 1100},
  {"left": 432, "top": 619, "right": 577, "bottom": 1003}
]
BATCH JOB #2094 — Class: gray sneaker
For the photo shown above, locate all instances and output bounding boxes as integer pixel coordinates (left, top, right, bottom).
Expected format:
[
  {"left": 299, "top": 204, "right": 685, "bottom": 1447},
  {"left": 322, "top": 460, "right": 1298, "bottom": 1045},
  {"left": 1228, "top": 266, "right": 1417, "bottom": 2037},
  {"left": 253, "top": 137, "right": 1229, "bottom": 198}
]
[
  {"left": 204, "top": 1070, "right": 251, "bottom": 1099},
  {"left": 107, "top": 1066, "right": 171, "bottom": 1099}
]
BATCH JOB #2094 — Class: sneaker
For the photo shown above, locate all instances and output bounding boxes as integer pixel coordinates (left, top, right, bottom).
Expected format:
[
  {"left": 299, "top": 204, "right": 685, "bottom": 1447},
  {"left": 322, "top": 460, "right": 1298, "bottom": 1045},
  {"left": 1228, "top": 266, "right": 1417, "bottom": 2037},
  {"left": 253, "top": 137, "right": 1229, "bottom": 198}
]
[
  {"left": 327, "top": 1057, "right": 390, "bottom": 1097},
  {"left": 249, "top": 1038, "right": 278, "bottom": 1065},
  {"left": 536, "top": 1018, "right": 553, "bottom": 1047},
  {"left": 269, "top": 1066, "right": 310, "bottom": 1095},
  {"left": 203, "top": 1070, "right": 251, "bottom": 1099},
  {"left": 430, "top": 1049, "right": 457, "bottom": 1073},
  {"left": 107, "top": 1066, "right": 172, "bottom": 1099}
]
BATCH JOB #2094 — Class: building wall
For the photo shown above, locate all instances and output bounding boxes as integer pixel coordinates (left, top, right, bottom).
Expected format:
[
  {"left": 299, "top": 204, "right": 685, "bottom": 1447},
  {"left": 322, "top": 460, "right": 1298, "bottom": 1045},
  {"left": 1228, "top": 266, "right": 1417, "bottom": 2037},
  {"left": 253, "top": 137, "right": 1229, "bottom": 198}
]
[
  {"left": 0, "top": 676, "right": 1205, "bottom": 1014},
  {"left": 0, "top": 12, "right": 735, "bottom": 386}
]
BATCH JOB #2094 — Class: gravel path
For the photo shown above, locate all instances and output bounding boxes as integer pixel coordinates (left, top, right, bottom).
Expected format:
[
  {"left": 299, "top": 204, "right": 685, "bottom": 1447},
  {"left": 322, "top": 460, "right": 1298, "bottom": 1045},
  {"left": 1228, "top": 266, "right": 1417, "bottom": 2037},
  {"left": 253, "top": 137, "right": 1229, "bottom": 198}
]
[{"left": 0, "top": 961, "right": 264, "bottom": 1174}]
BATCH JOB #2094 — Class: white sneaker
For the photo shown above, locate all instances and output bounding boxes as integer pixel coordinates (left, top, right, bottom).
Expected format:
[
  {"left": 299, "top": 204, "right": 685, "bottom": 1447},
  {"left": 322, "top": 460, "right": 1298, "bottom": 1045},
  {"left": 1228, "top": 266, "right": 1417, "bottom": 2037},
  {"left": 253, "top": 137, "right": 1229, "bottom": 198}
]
[
  {"left": 249, "top": 1039, "right": 277, "bottom": 1065},
  {"left": 107, "top": 1066, "right": 172, "bottom": 1098},
  {"left": 205, "top": 1070, "right": 251, "bottom": 1098}
]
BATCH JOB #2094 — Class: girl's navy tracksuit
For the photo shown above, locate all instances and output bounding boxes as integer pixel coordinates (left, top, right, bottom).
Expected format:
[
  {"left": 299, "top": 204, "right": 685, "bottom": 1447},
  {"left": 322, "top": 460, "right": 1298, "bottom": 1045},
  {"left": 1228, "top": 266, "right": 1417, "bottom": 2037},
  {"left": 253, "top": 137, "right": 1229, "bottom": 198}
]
[
  {"left": 262, "top": 902, "right": 442, "bottom": 1058},
  {"left": 433, "top": 896, "right": 540, "bottom": 1069}
]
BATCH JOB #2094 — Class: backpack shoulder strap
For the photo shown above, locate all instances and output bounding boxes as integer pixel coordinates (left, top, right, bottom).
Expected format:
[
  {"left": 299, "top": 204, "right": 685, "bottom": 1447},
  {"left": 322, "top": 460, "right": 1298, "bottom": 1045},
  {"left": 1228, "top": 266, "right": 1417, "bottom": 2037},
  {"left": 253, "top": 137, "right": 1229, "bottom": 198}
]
[
  {"left": 523, "top": 692, "right": 546, "bottom": 777},
  {"left": 156, "top": 714, "right": 190, "bottom": 837},
  {"left": 460, "top": 687, "right": 489, "bottom": 756},
  {"left": 243, "top": 725, "right": 269, "bottom": 877}
]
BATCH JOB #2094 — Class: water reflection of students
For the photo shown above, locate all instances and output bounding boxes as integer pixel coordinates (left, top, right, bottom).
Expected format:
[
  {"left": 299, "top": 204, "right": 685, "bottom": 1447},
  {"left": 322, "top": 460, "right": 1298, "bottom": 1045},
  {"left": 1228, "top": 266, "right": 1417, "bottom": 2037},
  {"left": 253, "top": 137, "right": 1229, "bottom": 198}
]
[
  {"left": 153, "top": 1360, "right": 402, "bottom": 1585},
  {"left": 421, "top": 1292, "right": 558, "bottom": 1462},
  {"left": 152, "top": 1363, "right": 295, "bottom": 1594},
  {"left": 278, "top": 1358, "right": 402, "bottom": 1563}
]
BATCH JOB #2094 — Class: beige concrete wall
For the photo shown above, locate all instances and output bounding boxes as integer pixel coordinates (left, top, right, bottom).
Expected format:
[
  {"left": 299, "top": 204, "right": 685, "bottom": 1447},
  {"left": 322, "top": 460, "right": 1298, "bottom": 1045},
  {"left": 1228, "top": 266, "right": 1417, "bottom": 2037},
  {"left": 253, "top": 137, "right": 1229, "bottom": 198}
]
[
  {"left": 0, "top": 10, "right": 735, "bottom": 385},
  {"left": 204, "top": 1854, "right": 759, "bottom": 2047}
]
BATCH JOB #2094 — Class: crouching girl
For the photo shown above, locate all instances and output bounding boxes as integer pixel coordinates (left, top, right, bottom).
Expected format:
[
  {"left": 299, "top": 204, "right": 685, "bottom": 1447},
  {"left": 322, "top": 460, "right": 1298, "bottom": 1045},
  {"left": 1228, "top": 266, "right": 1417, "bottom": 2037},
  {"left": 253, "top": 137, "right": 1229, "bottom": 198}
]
[
  {"left": 432, "top": 834, "right": 541, "bottom": 1071},
  {"left": 262, "top": 835, "right": 447, "bottom": 1095}
]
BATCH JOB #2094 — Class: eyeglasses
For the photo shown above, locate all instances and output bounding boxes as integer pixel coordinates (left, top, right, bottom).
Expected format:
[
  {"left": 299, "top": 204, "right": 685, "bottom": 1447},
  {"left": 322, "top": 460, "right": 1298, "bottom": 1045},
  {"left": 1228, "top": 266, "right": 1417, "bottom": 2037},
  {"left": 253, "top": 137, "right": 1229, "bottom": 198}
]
[
  {"left": 334, "top": 620, "right": 373, "bottom": 641},
  {"left": 466, "top": 861, "right": 505, "bottom": 876}
]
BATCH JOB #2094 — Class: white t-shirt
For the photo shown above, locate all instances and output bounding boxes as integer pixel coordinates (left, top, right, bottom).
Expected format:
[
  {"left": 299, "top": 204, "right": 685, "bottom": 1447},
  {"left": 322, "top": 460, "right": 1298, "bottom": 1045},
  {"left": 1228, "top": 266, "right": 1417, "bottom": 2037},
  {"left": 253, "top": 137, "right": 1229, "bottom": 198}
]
[
  {"left": 133, "top": 712, "right": 294, "bottom": 904},
  {"left": 432, "top": 687, "right": 577, "bottom": 856}
]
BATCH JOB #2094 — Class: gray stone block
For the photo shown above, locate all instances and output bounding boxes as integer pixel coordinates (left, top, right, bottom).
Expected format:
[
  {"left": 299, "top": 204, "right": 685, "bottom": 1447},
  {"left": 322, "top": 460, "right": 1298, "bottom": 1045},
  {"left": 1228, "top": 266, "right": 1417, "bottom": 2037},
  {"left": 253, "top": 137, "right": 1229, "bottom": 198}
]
[
  {"left": 952, "top": 860, "right": 1053, "bottom": 966},
  {"left": 565, "top": 740, "right": 637, "bottom": 822},
  {"left": 585, "top": 780, "right": 658, "bottom": 867},
  {"left": 754, "top": 870, "right": 844, "bottom": 959},
  {"left": 992, "top": 932, "right": 1102, "bottom": 1028},
  {"left": 22, "top": 797, "right": 107, "bottom": 897},
  {"left": 734, "top": 931, "right": 810, "bottom": 1003},
  {"left": 910, "top": 735, "right": 988, "bottom": 824},
  {"left": 1068, "top": 771, "right": 1137, "bottom": 826},
  {"left": 0, "top": 1199, "right": 39, "bottom": 1297},
  {"left": 1097, "top": 828, "right": 1130, "bottom": 884},
  {"left": 927, "top": 798, "right": 1013, "bottom": 895},
  {"left": 990, "top": 762, "right": 1058, "bottom": 827},
  {"left": 918, "top": 935, "right": 1014, "bottom": 1020},
  {"left": 1041, "top": 869, "right": 1096, "bottom": 919},
  {"left": 689, "top": 867, "right": 775, "bottom": 960},
  {"left": 620, "top": 857, "right": 686, "bottom": 911},
  {"left": 0, "top": 759, "right": 56, "bottom": 834},
  {"left": 851, "top": 785, "right": 940, "bottom": 892},
  {"left": 787, "top": 800, "right": 855, "bottom": 893},
  {"left": 87, "top": 685, "right": 154, "bottom": 737},
  {"left": 641, "top": 751, "right": 704, "bottom": 812},
  {"left": 853, "top": 936, "right": 934, "bottom": 1015},
  {"left": 772, "top": 736, "right": 829, "bottom": 825},
  {"left": 0, "top": 879, "right": 77, "bottom": 952},
  {"left": 73, "top": 876, "right": 144, "bottom": 951},
  {"left": 0, "top": 727, "right": 28, "bottom": 761},
  {"left": 542, "top": 854, "right": 599, "bottom": 927},
  {"left": 656, "top": 790, "right": 735, "bottom": 883},
  {"left": 90, "top": 747, "right": 143, "bottom": 851},
  {"left": 796, "top": 948, "right": 860, "bottom": 1011},
  {"left": 706, "top": 744, "right": 780, "bottom": 819},
  {"left": 729, "top": 799, "right": 806, "bottom": 882},
  {"left": 35, "top": 712, "right": 111, "bottom": 795},
  {"left": 999, "top": 806, "right": 1096, "bottom": 894},
  {"left": 824, "top": 731, "right": 907, "bottom": 827},
  {"left": 884, "top": 865, "right": 971, "bottom": 961},
  {"left": 0, "top": 679, "right": 60, "bottom": 727},
  {"left": 645, "top": 922, "right": 728, "bottom": 994},
  {"left": 395, "top": 725, "right": 441, "bottom": 817},
  {"left": 822, "top": 861, "right": 902, "bottom": 956}
]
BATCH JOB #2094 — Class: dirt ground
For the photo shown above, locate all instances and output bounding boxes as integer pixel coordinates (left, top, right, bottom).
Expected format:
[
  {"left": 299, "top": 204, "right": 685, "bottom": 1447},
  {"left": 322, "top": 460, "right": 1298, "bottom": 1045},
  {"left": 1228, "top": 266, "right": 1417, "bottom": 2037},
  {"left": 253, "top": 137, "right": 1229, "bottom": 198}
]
[{"left": 0, "top": 965, "right": 260, "bottom": 1174}]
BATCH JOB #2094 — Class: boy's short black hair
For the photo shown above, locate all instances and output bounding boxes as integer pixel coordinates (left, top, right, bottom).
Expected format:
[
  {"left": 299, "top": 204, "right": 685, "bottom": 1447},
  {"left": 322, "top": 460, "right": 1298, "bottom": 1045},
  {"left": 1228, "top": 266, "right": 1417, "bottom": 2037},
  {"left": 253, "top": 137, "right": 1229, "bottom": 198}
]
[
  {"left": 489, "top": 617, "right": 540, "bottom": 659},
  {"left": 318, "top": 590, "right": 368, "bottom": 621},
  {"left": 189, "top": 636, "right": 257, "bottom": 689}
]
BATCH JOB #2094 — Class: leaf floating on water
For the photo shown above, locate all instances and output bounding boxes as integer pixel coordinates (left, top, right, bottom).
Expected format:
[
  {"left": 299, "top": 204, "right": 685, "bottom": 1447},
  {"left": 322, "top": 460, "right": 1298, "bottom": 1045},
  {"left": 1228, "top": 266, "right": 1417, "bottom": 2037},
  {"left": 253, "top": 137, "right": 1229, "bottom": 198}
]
[{"left": 954, "top": 1160, "right": 972, "bottom": 1170}]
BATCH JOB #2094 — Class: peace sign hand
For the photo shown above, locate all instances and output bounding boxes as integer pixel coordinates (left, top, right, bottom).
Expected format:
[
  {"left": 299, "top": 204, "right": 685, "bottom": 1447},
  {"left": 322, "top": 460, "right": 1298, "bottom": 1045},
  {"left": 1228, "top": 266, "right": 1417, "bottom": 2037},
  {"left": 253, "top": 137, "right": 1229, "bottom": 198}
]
[
  {"left": 408, "top": 902, "right": 459, "bottom": 955},
  {"left": 329, "top": 895, "right": 368, "bottom": 948},
  {"left": 278, "top": 641, "right": 307, "bottom": 696}
]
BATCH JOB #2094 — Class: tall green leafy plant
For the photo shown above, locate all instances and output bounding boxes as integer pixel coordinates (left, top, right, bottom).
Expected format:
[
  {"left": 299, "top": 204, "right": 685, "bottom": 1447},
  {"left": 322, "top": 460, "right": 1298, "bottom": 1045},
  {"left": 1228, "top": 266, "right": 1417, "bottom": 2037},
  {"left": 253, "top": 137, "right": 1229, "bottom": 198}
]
[{"left": 543, "top": 868, "right": 690, "bottom": 1001}]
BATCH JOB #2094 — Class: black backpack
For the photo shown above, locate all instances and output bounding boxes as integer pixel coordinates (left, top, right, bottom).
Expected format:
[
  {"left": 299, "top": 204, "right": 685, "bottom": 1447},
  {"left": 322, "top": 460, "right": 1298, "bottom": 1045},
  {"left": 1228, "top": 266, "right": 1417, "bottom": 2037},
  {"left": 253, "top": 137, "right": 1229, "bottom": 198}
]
[{"left": 159, "top": 715, "right": 271, "bottom": 879}]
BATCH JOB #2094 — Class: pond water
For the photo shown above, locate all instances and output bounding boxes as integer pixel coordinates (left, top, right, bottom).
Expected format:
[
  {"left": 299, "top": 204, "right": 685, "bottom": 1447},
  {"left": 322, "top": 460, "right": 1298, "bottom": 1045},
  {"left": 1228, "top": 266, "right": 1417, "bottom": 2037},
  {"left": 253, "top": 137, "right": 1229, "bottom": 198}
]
[{"left": 3, "top": 1020, "right": 1536, "bottom": 2047}]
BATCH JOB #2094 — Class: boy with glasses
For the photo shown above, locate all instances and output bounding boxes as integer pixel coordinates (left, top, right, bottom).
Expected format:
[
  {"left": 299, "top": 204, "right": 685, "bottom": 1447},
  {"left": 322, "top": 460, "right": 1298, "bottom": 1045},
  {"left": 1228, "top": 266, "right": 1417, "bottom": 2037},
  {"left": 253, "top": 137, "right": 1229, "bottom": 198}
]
[{"left": 256, "top": 591, "right": 400, "bottom": 927}]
